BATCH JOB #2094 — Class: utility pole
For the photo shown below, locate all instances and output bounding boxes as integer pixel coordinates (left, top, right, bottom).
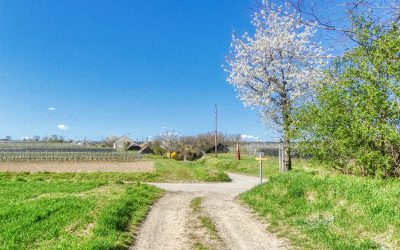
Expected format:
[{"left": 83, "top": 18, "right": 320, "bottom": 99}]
[{"left": 214, "top": 104, "right": 218, "bottom": 158}]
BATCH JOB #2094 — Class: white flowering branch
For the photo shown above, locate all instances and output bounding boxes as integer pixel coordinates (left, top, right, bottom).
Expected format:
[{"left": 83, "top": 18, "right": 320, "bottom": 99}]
[{"left": 224, "top": 0, "right": 326, "bottom": 170}]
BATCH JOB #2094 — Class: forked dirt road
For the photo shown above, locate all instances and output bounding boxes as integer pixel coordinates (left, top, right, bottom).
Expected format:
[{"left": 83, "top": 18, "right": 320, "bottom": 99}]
[{"left": 131, "top": 173, "right": 288, "bottom": 250}]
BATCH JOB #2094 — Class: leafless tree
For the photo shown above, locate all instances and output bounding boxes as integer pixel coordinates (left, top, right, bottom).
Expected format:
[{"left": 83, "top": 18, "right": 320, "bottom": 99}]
[
  {"left": 288, "top": 0, "right": 400, "bottom": 47},
  {"left": 159, "top": 131, "right": 180, "bottom": 159},
  {"left": 103, "top": 135, "right": 119, "bottom": 147}
]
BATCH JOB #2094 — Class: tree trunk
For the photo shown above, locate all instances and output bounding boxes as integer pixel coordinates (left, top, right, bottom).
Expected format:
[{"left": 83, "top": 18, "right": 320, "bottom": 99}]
[
  {"left": 282, "top": 135, "right": 292, "bottom": 171},
  {"left": 281, "top": 85, "right": 292, "bottom": 172}
]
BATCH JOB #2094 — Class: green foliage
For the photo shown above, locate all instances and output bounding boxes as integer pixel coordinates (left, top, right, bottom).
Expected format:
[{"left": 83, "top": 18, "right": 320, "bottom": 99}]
[
  {"left": 295, "top": 25, "right": 400, "bottom": 177},
  {"left": 241, "top": 170, "right": 400, "bottom": 249}
]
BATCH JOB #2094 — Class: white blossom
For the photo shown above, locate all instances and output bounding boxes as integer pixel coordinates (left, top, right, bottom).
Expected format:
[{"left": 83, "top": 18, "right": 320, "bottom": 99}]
[{"left": 225, "top": 1, "right": 326, "bottom": 130}]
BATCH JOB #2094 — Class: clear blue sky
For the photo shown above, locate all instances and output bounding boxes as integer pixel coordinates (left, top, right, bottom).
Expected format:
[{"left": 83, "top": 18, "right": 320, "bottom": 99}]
[
  {"left": 3, "top": 0, "right": 367, "bottom": 141},
  {"left": 0, "top": 0, "right": 281, "bottom": 141}
]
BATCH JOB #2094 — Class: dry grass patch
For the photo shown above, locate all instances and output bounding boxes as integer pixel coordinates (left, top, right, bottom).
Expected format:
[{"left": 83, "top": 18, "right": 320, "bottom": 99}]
[{"left": 0, "top": 161, "right": 154, "bottom": 173}]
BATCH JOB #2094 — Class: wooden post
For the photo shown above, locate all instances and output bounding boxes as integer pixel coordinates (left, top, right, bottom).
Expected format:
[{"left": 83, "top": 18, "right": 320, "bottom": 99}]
[
  {"left": 236, "top": 141, "right": 241, "bottom": 160},
  {"left": 214, "top": 104, "right": 218, "bottom": 158}
]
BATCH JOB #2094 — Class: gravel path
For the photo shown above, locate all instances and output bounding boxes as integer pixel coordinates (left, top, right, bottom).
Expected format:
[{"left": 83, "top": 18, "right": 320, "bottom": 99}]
[{"left": 132, "top": 173, "right": 288, "bottom": 250}]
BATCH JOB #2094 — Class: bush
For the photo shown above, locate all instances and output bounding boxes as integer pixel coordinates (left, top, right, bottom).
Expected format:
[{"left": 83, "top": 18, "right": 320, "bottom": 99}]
[{"left": 294, "top": 24, "right": 400, "bottom": 177}]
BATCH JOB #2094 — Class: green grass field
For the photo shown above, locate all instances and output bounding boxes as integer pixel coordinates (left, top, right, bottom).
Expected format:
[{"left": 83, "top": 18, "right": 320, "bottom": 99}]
[
  {"left": 152, "top": 156, "right": 230, "bottom": 182},
  {"left": 0, "top": 178, "right": 162, "bottom": 249},
  {"left": 198, "top": 153, "right": 315, "bottom": 178},
  {"left": 0, "top": 156, "right": 230, "bottom": 249},
  {"left": 240, "top": 170, "right": 400, "bottom": 249},
  {"left": 6, "top": 154, "right": 398, "bottom": 249}
]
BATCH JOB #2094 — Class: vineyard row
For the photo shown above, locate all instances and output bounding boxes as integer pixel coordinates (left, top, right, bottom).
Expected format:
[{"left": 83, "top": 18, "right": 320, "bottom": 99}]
[{"left": 0, "top": 152, "right": 140, "bottom": 162}]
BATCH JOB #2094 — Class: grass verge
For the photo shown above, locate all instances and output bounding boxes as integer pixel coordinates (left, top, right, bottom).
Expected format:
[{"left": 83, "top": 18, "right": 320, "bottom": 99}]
[
  {"left": 0, "top": 177, "right": 162, "bottom": 249},
  {"left": 198, "top": 154, "right": 316, "bottom": 178},
  {"left": 152, "top": 156, "right": 230, "bottom": 182},
  {"left": 240, "top": 170, "right": 400, "bottom": 249}
]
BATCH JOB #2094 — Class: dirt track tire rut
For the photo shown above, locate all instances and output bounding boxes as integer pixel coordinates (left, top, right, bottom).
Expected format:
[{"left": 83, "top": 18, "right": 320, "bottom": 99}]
[{"left": 131, "top": 173, "right": 289, "bottom": 250}]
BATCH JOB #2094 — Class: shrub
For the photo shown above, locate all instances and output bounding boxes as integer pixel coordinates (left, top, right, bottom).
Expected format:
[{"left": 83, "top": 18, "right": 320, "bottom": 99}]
[{"left": 294, "top": 24, "right": 400, "bottom": 177}]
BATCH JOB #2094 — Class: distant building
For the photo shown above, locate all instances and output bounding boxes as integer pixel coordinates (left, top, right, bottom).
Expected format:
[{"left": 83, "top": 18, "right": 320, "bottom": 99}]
[
  {"left": 125, "top": 141, "right": 154, "bottom": 154},
  {"left": 113, "top": 135, "right": 135, "bottom": 149},
  {"left": 126, "top": 143, "right": 142, "bottom": 151},
  {"left": 138, "top": 145, "right": 154, "bottom": 155},
  {"left": 205, "top": 143, "right": 229, "bottom": 154}
]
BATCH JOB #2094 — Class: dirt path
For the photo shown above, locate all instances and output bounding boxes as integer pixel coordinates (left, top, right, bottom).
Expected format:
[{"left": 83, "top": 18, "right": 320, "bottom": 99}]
[
  {"left": 131, "top": 192, "right": 193, "bottom": 250},
  {"left": 202, "top": 194, "right": 287, "bottom": 250},
  {"left": 132, "top": 173, "right": 288, "bottom": 250}
]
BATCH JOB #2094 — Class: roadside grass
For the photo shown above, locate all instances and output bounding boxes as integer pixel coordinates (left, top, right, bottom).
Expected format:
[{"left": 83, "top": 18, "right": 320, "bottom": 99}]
[
  {"left": 0, "top": 177, "right": 162, "bottom": 249},
  {"left": 0, "top": 156, "right": 230, "bottom": 183},
  {"left": 198, "top": 153, "right": 317, "bottom": 178},
  {"left": 240, "top": 170, "right": 400, "bottom": 249}
]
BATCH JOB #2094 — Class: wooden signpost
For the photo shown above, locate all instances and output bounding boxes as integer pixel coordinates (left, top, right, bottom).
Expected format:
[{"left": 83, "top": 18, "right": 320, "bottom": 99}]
[{"left": 255, "top": 152, "right": 268, "bottom": 184}]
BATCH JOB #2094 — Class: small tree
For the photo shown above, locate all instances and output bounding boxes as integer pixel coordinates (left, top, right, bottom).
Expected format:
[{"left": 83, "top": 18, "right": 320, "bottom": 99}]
[
  {"left": 159, "top": 131, "right": 180, "bottom": 159},
  {"left": 152, "top": 139, "right": 166, "bottom": 156},
  {"left": 225, "top": 1, "right": 325, "bottom": 171}
]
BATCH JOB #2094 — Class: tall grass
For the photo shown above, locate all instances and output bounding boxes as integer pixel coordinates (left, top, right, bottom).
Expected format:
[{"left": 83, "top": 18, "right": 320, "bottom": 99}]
[
  {"left": 198, "top": 154, "right": 314, "bottom": 178},
  {"left": 0, "top": 178, "right": 162, "bottom": 249},
  {"left": 241, "top": 170, "right": 400, "bottom": 249}
]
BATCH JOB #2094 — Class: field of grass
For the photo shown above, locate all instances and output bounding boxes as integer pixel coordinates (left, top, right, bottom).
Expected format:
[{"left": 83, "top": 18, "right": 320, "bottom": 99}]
[
  {"left": 0, "top": 156, "right": 231, "bottom": 249},
  {"left": 198, "top": 153, "right": 315, "bottom": 178},
  {"left": 152, "top": 156, "right": 230, "bottom": 182},
  {"left": 240, "top": 170, "right": 400, "bottom": 249},
  {"left": 0, "top": 156, "right": 230, "bottom": 183},
  {"left": 0, "top": 177, "right": 162, "bottom": 249}
]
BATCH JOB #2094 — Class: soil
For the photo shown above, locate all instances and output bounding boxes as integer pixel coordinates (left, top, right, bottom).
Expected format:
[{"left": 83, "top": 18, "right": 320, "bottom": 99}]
[{"left": 0, "top": 161, "right": 154, "bottom": 173}]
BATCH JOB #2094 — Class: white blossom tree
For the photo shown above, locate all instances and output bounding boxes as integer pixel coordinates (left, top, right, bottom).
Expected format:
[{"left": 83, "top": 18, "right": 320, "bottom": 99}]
[{"left": 225, "top": 1, "right": 326, "bottom": 171}]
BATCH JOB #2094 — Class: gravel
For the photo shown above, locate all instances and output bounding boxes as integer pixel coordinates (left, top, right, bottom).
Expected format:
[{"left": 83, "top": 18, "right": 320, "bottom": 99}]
[{"left": 132, "top": 173, "right": 289, "bottom": 249}]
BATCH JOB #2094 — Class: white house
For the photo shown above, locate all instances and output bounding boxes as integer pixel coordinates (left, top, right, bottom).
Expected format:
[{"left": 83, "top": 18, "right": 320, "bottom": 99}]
[{"left": 113, "top": 135, "right": 135, "bottom": 149}]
